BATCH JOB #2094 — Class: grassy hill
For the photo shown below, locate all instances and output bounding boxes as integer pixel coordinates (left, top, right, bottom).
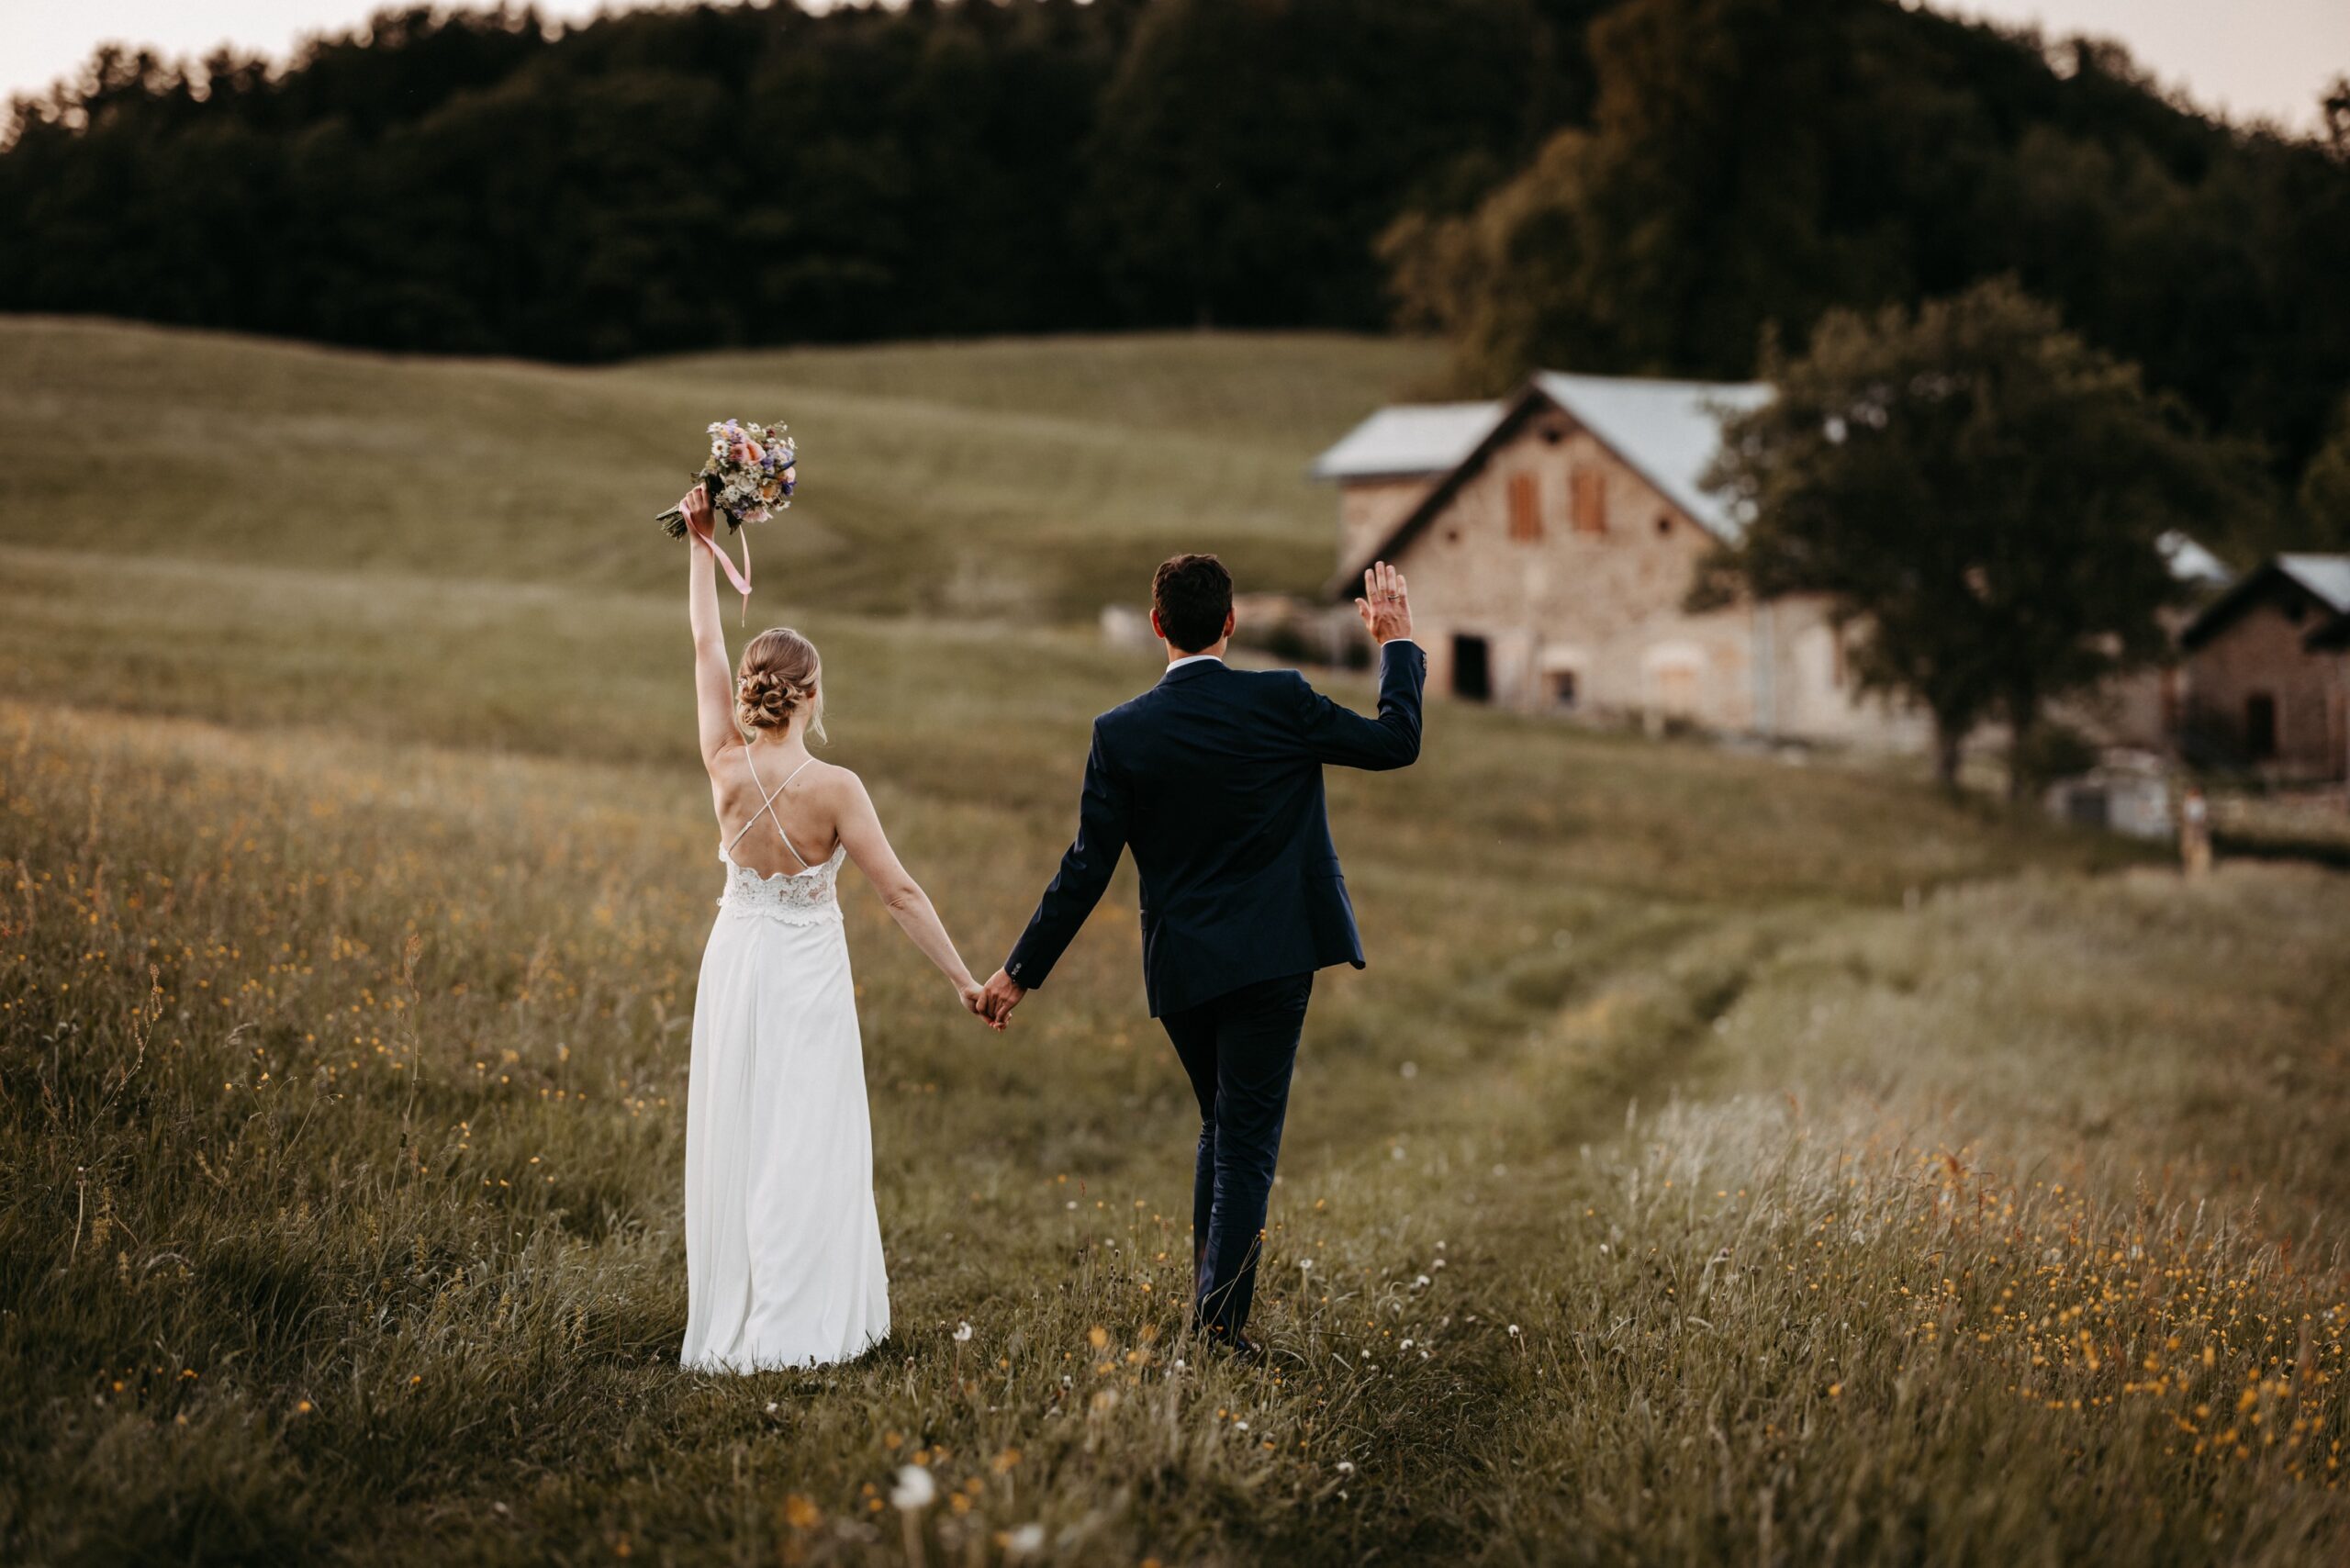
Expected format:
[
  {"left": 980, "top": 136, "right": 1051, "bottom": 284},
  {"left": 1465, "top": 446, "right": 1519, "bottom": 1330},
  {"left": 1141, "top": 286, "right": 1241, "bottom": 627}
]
[
  {"left": 0, "top": 317, "right": 1433, "bottom": 619},
  {"left": 4, "top": 320, "right": 2349, "bottom": 1565}
]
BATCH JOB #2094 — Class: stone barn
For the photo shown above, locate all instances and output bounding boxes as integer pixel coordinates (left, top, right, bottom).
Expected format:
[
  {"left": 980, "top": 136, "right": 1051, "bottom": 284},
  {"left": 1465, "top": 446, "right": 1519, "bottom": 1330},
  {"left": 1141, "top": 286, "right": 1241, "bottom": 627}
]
[
  {"left": 2179, "top": 554, "right": 2350, "bottom": 778},
  {"left": 1312, "top": 372, "right": 1922, "bottom": 746}
]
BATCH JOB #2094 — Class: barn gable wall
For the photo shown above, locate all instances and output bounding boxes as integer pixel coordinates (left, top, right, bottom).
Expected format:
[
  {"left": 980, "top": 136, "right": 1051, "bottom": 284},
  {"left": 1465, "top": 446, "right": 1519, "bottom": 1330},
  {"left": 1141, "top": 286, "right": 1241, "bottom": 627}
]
[
  {"left": 2185, "top": 592, "right": 2347, "bottom": 776},
  {"left": 1371, "top": 404, "right": 1918, "bottom": 745}
]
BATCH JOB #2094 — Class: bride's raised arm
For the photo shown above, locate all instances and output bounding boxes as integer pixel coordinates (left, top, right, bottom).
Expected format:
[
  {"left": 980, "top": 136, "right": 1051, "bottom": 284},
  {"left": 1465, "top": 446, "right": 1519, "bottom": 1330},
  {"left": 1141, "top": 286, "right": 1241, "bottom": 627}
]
[
  {"left": 834, "top": 774, "right": 996, "bottom": 1028},
  {"left": 682, "top": 497, "right": 738, "bottom": 769}
]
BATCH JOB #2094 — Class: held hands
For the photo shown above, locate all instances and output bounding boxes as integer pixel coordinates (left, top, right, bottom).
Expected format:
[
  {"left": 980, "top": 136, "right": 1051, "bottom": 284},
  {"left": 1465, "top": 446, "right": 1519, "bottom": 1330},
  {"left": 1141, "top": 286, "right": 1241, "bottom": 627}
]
[
  {"left": 960, "top": 975, "right": 1008, "bottom": 1034},
  {"left": 1354, "top": 561, "right": 1413, "bottom": 644},
  {"left": 979, "top": 968, "right": 1026, "bottom": 1028}
]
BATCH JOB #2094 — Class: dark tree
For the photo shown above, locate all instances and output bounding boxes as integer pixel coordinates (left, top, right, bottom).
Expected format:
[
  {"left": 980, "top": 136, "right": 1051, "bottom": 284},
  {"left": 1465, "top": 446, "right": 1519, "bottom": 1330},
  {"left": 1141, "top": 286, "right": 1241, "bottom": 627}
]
[
  {"left": 2300, "top": 394, "right": 2350, "bottom": 548},
  {"left": 1695, "top": 279, "right": 2262, "bottom": 791},
  {"left": 1083, "top": 0, "right": 1546, "bottom": 328},
  {"left": 1, "top": 0, "right": 2346, "bottom": 517},
  {"left": 0, "top": 0, "right": 1559, "bottom": 355}
]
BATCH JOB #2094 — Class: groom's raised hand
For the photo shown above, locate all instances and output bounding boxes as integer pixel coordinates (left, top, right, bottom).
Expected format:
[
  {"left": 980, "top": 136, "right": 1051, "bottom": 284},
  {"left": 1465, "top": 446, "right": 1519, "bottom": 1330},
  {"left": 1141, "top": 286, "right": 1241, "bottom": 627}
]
[
  {"left": 979, "top": 968, "right": 1027, "bottom": 1026},
  {"left": 1354, "top": 561, "right": 1414, "bottom": 644}
]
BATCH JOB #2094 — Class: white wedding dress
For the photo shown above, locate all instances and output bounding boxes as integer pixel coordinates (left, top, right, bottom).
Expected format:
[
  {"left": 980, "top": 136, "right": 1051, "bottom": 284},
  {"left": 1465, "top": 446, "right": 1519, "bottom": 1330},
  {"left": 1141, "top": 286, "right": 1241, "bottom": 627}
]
[{"left": 681, "top": 752, "right": 890, "bottom": 1372}]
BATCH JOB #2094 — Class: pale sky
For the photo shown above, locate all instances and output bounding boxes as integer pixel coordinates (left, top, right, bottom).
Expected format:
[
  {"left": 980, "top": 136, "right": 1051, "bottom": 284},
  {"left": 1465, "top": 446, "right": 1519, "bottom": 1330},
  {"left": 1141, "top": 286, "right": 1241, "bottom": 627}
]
[{"left": 2, "top": 0, "right": 2344, "bottom": 132}]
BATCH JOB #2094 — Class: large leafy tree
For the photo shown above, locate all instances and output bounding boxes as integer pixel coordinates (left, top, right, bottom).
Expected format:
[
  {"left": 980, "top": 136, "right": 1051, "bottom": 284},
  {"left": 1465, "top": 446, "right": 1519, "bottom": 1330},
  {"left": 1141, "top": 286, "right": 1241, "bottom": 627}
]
[
  {"left": 1695, "top": 278, "right": 2258, "bottom": 792},
  {"left": 1383, "top": 0, "right": 1893, "bottom": 380}
]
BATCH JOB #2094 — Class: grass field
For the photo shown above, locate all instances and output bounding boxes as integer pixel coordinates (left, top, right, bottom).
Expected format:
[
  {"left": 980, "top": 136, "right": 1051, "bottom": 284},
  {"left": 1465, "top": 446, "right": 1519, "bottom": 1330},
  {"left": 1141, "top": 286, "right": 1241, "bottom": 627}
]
[
  {"left": 6, "top": 319, "right": 2350, "bottom": 1566},
  {"left": 0, "top": 317, "right": 1432, "bottom": 619}
]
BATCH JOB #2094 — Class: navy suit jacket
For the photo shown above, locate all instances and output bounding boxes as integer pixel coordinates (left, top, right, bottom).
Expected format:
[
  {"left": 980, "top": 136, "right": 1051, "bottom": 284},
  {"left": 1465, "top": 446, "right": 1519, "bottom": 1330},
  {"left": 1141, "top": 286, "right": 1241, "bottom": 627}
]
[{"left": 1005, "top": 641, "right": 1427, "bottom": 1017}]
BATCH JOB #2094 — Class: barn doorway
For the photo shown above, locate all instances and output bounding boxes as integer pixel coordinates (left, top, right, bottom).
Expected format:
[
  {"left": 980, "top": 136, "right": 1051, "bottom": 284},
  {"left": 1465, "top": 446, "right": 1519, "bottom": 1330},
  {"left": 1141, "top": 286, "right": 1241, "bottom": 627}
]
[
  {"left": 2244, "top": 692, "right": 2277, "bottom": 760},
  {"left": 1451, "top": 634, "right": 1492, "bottom": 701}
]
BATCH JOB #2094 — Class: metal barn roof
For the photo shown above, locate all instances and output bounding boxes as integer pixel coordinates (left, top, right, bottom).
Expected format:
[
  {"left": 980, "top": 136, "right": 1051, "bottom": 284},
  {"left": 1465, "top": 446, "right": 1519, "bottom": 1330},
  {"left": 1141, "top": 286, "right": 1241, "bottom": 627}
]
[
  {"left": 2181, "top": 553, "right": 2350, "bottom": 649},
  {"left": 2277, "top": 554, "right": 2350, "bottom": 614},
  {"left": 1308, "top": 401, "right": 1505, "bottom": 481},
  {"left": 2159, "top": 531, "right": 2233, "bottom": 588},
  {"left": 1529, "top": 373, "right": 1773, "bottom": 541},
  {"left": 1311, "top": 376, "right": 1772, "bottom": 539}
]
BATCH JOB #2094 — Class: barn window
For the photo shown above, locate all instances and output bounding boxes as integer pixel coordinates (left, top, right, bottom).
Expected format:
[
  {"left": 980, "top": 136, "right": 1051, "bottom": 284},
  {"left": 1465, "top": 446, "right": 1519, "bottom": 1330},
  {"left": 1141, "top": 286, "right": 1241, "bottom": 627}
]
[
  {"left": 1507, "top": 473, "right": 1542, "bottom": 542},
  {"left": 1572, "top": 468, "right": 1607, "bottom": 534}
]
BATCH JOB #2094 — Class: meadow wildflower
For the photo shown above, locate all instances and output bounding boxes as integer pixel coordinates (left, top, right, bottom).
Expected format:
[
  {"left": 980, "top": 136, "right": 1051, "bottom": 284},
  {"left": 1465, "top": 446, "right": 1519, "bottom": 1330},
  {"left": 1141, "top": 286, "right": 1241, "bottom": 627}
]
[{"left": 890, "top": 1464, "right": 935, "bottom": 1509}]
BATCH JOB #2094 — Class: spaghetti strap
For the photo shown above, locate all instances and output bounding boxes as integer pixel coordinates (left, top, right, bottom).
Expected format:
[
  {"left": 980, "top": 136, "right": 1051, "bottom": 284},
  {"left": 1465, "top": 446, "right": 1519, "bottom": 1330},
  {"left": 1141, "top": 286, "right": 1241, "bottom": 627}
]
[{"left": 729, "top": 747, "right": 819, "bottom": 870}]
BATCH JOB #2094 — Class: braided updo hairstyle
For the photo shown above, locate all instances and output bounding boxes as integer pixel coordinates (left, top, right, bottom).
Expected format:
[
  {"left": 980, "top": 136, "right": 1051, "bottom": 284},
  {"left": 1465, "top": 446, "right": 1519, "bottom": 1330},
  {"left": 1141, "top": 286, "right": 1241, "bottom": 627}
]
[{"left": 734, "top": 627, "right": 825, "bottom": 743}]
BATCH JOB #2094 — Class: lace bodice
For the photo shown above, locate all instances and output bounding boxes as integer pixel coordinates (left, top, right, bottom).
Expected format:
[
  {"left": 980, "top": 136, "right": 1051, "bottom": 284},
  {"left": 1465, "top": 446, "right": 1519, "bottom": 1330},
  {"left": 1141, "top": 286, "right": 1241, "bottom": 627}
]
[{"left": 717, "top": 843, "right": 847, "bottom": 926}]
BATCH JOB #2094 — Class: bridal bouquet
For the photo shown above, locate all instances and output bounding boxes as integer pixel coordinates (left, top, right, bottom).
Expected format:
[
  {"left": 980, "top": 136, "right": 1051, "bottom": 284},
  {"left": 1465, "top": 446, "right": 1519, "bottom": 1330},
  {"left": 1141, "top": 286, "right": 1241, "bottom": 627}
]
[
  {"left": 657, "top": 419, "right": 797, "bottom": 613},
  {"left": 656, "top": 419, "right": 797, "bottom": 537}
]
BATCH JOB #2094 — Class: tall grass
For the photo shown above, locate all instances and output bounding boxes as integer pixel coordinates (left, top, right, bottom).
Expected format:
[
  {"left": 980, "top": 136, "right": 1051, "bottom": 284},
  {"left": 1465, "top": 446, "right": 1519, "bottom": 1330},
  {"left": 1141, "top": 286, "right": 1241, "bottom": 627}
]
[{"left": 8, "top": 679, "right": 2345, "bottom": 1563}]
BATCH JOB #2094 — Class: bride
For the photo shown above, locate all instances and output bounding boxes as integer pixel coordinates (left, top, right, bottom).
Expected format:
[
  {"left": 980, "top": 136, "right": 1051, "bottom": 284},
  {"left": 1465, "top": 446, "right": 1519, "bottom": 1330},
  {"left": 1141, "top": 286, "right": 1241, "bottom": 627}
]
[{"left": 676, "top": 487, "right": 997, "bottom": 1372}]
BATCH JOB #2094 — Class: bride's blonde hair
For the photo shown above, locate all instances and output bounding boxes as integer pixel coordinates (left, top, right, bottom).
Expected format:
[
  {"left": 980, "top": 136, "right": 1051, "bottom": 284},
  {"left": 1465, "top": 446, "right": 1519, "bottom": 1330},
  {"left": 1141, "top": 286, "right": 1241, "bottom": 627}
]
[{"left": 735, "top": 628, "right": 825, "bottom": 743}]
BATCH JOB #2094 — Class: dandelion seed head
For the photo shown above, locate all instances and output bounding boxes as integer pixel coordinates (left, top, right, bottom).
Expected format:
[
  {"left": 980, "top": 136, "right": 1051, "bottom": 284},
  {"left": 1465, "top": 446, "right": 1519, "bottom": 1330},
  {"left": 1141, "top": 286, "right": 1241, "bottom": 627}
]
[{"left": 890, "top": 1464, "right": 935, "bottom": 1510}]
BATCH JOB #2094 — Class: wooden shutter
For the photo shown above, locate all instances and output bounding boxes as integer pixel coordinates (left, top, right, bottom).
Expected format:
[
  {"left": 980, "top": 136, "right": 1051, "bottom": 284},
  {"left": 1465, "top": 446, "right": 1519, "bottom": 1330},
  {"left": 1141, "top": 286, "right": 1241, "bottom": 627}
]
[
  {"left": 1507, "top": 473, "right": 1541, "bottom": 542},
  {"left": 1572, "top": 467, "right": 1607, "bottom": 533}
]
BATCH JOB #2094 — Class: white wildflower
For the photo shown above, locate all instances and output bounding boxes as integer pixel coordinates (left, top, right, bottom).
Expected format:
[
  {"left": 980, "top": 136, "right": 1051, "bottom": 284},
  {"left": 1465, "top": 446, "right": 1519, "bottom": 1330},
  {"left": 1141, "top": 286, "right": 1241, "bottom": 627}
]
[{"left": 890, "top": 1464, "right": 935, "bottom": 1511}]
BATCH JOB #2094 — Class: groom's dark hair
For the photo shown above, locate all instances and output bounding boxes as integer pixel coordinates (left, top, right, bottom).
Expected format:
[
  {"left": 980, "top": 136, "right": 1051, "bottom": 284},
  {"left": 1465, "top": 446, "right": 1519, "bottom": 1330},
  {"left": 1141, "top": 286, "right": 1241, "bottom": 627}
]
[{"left": 1152, "top": 554, "right": 1234, "bottom": 654}]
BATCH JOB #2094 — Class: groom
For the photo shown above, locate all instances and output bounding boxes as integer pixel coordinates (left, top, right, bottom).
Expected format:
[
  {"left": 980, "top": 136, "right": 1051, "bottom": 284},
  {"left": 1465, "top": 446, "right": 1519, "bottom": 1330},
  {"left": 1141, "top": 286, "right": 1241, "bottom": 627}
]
[{"left": 980, "top": 554, "right": 1425, "bottom": 1355}]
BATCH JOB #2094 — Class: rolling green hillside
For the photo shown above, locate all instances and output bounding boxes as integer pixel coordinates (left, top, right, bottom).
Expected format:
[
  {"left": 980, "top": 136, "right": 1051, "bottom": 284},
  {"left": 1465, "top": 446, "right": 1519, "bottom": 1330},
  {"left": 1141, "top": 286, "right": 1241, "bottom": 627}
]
[{"left": 0, "top": 317, "right": 1434, "bottom": 618}]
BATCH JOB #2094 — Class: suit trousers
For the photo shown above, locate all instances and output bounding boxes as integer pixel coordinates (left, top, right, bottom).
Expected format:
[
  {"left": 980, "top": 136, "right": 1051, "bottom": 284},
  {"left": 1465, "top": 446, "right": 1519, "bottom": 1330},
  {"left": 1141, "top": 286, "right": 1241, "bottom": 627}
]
[{"left": 1158, "top": 970, "right": 1315, "bottom": 1342}]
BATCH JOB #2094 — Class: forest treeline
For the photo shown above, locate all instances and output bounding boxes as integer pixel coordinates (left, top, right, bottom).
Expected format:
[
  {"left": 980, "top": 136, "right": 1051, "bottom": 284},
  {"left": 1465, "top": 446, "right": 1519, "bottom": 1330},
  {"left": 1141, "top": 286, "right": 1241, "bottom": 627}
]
[{"left": 4, "top": 0, "right": 2347, "bottom": 510}]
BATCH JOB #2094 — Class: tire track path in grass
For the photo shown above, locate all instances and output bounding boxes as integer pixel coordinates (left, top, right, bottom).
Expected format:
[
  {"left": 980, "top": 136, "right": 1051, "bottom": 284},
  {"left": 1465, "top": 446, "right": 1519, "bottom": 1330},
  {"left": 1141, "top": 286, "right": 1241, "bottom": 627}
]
[{"left": 1251, "top": 900, "right": 1808, "bottom": 1562}]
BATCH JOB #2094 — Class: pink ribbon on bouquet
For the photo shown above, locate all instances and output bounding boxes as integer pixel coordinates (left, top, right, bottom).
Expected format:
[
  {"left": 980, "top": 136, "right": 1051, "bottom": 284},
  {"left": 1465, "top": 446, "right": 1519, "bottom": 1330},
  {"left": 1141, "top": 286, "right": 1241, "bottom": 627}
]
[{"left": 685, "top": 503, "right": 755, "bottom": 624}]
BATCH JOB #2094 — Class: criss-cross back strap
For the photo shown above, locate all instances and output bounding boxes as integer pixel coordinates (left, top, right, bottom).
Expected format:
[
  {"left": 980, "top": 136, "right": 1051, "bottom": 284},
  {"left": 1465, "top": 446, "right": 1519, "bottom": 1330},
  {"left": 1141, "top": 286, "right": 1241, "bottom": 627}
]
[{"left": 727, "top": 747, "right": 818, "bottom": 869}]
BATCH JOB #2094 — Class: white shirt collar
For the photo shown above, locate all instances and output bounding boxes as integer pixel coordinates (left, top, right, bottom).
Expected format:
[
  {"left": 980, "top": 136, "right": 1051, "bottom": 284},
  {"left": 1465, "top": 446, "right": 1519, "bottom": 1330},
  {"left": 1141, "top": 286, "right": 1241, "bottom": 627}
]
[{"left": 1164, "top": 653, "right": 1225, "bottom": 673}]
